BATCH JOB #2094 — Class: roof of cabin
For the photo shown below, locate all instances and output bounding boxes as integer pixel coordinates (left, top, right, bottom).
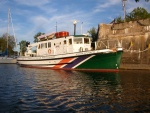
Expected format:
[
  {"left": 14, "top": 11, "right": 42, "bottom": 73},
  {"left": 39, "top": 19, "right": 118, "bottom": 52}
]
[{"left": 73, "top": 35, "right": 91, "bottom": 37}]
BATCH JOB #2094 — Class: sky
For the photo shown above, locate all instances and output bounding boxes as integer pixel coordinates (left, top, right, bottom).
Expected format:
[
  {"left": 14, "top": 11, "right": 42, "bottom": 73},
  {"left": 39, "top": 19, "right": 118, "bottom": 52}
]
[{"left": 0, "top": 0, "right": 150, "bottom": 44}]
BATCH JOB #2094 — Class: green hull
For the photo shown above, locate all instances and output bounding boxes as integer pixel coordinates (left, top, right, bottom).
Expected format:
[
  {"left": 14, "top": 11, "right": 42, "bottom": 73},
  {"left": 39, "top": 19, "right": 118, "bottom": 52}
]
[{"left": 76, "top": 51, "right": 122, "bottom": 70}]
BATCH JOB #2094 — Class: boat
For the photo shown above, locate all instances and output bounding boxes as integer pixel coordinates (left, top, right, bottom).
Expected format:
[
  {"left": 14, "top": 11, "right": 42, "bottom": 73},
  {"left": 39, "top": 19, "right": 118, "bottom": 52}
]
[
  {"left": 0, "top": 9, "right": 17, "bottom": 64},
  {"left": 0, "top": 57, "right": 17, "bottom": 64},
  {"left": 17, "top": 31, "right": 123, "bottom": 72},
  {"left": 0, "top": 48, "right": 17, "bottom": 64}
]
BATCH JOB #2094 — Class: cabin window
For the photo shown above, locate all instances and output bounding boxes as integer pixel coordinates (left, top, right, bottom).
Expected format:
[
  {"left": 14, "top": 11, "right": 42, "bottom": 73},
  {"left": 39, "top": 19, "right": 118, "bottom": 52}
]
[
  {"left": 41, "top": 43, "right": 44, "bottom": 48},
  {"left": 41, "top": 43, "right": 47, "bottom": 48},
  {"left": 45, "top": 43, "right": 47, "bottom": 48},
  {"left": 48, "top": 42, "right": 51, "bottom": 48},
  {"left": 69, "top": 39, "right": 72, "bottom": 45},
  {"left": 64, "top": 40, "right": 66, "bottom": 44},
  {"left": 84, "top": 38, "right": 90, "bottom": 44},
  {"left": 38, "top": 44, "right": 41, "bottom": 49},
  {"left": 74, "top": 38, "right": 82, "bottom": 44}
]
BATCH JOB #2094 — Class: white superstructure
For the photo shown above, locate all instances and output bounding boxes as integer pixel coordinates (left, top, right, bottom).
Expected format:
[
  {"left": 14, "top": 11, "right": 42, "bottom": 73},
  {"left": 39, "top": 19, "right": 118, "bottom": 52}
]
[{"left": 25, "top": 33, "right": 92, "bottom": 57}]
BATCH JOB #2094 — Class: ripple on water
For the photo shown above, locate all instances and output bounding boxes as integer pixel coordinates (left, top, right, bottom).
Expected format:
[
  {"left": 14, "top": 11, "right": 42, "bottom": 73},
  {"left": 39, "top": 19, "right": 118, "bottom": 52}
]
[{"left": 0, "top": 65, "right": 150, "bottom": 112}]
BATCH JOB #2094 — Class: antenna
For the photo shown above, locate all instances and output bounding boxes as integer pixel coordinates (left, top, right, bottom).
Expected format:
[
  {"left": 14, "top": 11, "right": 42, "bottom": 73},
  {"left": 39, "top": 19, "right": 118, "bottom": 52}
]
[
  {"left": 122, "top": 0, "right": 127, "bottom": 22},
  {"left": 55, "top": 22, "right": 57, "bottom": 32},
  {"left": 81, "top": 22, "right": 83, "bottom": 34}
]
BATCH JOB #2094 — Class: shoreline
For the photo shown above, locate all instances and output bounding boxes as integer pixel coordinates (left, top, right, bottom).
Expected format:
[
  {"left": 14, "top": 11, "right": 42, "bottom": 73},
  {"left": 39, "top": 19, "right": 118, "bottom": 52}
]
[{"left": 120, "top": 64, "right": 150, "bottom": 70}]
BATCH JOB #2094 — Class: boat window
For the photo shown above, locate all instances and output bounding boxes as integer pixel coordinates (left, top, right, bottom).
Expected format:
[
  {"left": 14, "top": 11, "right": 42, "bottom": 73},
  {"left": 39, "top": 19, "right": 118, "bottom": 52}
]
[
  {"left": 74, "top": 38, "right": 82, "bottom": 44},
  {"left": 38, "top": 44, "right": 40, "bottom": 49},
  {"left": 84, "top": 38, "right": 90, "bottom": 44},
  {"left": 45, "top": 43, "right": 47, "bottom": 48},
  {"left": 41, "top": 43, "right": 47, "bottom": 48},
  {"left": 48, "top": 42, "right": 51, "bottom": 48},
  {"left": 41, "top": 43, "right": 44, "bottom": 48},
  {"left": 64, "top": 40, "right": 66, "bottom": 44},
  {"left": 69, "top": 39, "right": 72, "bottom": 45}
]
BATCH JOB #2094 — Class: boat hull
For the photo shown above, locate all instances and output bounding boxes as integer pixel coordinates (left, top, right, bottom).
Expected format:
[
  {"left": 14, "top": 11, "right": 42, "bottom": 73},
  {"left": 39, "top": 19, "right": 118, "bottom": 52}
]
[
  {"left": 0, "top": 57, "right": 17, "bottom": 64},
  {"left": 17, "top": 50, "right": 123, "bottom": 72}
]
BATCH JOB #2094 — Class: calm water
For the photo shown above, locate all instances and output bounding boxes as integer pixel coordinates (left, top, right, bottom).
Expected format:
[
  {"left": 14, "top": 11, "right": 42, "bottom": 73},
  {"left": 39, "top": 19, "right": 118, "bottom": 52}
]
[{"left": 0, "top": 64, "right": 150, "bottom": 113}]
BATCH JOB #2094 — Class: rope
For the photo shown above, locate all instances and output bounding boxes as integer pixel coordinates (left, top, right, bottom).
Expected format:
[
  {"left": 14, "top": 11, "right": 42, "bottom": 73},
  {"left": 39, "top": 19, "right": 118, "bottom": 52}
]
[
  {"left": 126, "top": 45, "right": 150, "bottom": 53},
  {"left": 137, "top": 48, "right": 150, "bottom": 53}
]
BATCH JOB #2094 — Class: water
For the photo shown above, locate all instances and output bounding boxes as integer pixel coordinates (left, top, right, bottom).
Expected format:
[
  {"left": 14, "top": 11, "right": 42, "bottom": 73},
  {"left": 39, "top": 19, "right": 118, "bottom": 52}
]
[{"left": 0, "top": 64, "right": 150, "bottom": 113}]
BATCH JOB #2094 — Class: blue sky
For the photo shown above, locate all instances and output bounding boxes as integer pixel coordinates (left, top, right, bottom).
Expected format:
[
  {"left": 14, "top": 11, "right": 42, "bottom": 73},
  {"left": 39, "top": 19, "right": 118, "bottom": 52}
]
[{"left": 0, "top": 0, "right": 150, "bottom": 44}]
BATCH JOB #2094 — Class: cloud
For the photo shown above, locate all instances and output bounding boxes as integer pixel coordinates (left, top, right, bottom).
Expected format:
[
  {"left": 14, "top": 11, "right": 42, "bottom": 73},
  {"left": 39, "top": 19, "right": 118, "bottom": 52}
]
[
  {"left": 13, "top": 0, "right": 57, "bottom": 15},
  {"left": 30, "top": 16, "right": 49, "bottom": 25},
  {"left": 14, "top": 0, "right": 50, "bottom": 7},
  {"left": 2, "top": 0, "right": 149, "bottom": 44},
  {"left": 17, "top": 10, "right": 94, "bottom": 43},
  {"left": 93, "top": 0, "right": 121, "bottom": 13}
]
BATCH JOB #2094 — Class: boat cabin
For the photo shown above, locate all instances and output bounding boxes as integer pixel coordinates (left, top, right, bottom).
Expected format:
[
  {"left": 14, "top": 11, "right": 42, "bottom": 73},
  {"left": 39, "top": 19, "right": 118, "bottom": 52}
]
[{"left": 25, "top": 32, "right": 92, "bottom": 57}]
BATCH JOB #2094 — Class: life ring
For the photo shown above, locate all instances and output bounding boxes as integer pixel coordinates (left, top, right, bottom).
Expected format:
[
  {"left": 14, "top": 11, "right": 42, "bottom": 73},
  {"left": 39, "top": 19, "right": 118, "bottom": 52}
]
[{"left": 48, "top": 49, "right": 51, "bottom": 54}]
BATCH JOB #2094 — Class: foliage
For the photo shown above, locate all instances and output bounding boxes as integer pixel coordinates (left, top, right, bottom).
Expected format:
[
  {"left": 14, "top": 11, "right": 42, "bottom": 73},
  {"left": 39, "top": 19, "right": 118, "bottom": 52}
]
[
  {"left": 126, "top": 7, "right": 150, "bottom": 21},
  {"left": 19, "top": 40, "right": 26, "bottom": 56},
  {"left": 0, "top": 33, "right": 16, "bottom": 56},
  {"left": 135, "top": 0, "right": 149, "bottom": 2},
  {"left": 34, "top": 32, "right": 45, "bottom": 42},
  {"left": 115, "top": 7, "right": 150, "bottom": 23},
  {"left": 115, "top": 16, "right": 124, "bottom": 23},
  {"left": 88, "top": 27, "right": 98, "bottom": 42},
  {"left": 0, "top": 37, "right": 7, "bottom": 52}
]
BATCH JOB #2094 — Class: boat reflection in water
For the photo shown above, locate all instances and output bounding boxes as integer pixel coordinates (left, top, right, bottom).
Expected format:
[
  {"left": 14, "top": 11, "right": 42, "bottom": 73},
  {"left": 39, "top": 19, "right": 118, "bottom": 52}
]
[
  {"left": 19, "top": 69, "right": 122, "bottom": 112},
  {"left": 0, "top": 64, "right": 149, "bottom": 112},
  {"left": 26, "top": 70, "right": 149, "bottom": 112}
]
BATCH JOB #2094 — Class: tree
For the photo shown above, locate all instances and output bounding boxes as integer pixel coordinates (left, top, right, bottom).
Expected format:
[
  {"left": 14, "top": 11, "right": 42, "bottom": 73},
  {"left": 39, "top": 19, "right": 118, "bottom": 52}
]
[
  {"left": 126, "top": 7, "right": 150, "bottom": 21},
  {"left": 0, "top": 37, "right": 7, "bottom": 55},
  {"left": 88, "top": 27, "right": 98, "bottom": 42},
  {"left": 135, "top": 0, "right": 149, "bottom": 2},
  {"left": 0, "top": 33, "right": 16, "bottom": 56},
  {"left": 115, "top": 7, "right": 150, "bottom": 23},
  {"left": 19, "top": 40, "right": 26, "bottom": 56},
  {"left": 115, "top": 16, "right": 124, "bottom": 23},
  {"left": 34, "top": 32, "right": 45, "bottom": 42}
]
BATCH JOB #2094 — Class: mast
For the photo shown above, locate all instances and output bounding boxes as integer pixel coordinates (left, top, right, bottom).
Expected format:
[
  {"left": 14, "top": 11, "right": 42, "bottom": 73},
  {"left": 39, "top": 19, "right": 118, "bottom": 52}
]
[
  {"left": 6, "top": 8, "right": 17, "bottom": 56},
  {"left": 10, "top": 9, "right": 17, "bottom": 47},
  {"left": 7, "top": 9, "right": 10, "bottom": 56}
]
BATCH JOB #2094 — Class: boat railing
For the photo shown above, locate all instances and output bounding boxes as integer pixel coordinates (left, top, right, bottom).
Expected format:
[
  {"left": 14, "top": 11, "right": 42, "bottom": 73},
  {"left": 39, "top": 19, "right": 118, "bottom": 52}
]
[{"left": 96, "top": 39, "right": 122, "bottom": 50}]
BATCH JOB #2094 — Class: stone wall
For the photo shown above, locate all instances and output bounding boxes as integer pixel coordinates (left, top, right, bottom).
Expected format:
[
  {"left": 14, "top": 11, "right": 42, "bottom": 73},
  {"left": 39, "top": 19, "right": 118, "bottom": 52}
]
[{"left": 97, "top": 18, "right": 150, "bottom": 64}]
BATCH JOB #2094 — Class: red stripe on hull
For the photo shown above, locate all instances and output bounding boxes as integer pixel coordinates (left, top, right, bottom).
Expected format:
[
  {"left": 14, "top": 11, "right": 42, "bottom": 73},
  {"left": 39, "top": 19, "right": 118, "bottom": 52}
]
[
  {"left": 53, "top": 58, "right": 74, "bottom": 68},
  {"left": 19, "top": 64, "right": 119, "bottom": 72}
]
